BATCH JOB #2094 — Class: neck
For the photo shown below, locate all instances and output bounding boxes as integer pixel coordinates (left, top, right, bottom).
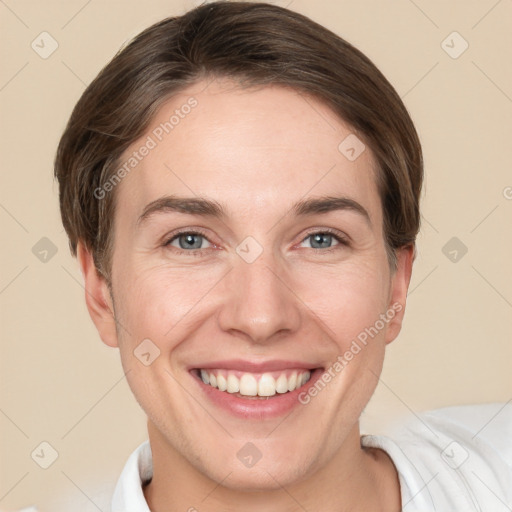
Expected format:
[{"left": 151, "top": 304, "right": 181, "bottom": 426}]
[{"left": 143, "top": 421, "right": 401, "bottom": 512}]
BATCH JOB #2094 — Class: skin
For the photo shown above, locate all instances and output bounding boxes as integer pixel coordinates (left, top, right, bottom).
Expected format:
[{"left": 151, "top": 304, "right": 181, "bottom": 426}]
[{"left": 78, "top": 77, "right": 413, "bottom": 511}]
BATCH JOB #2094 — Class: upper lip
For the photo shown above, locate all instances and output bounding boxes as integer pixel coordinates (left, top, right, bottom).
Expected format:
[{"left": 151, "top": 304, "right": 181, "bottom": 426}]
[{"left": 189, "top": 359, "right": 322, "bottom": 373}]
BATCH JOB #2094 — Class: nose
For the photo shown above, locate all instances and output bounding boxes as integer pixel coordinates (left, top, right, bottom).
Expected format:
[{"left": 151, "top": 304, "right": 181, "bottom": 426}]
[{"left": 216, "top": 248, "right": 302, "bottom": 345}]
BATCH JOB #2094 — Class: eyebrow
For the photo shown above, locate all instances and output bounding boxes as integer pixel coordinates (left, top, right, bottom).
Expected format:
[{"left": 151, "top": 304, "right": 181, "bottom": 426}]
[{"left": 137, "top": 195, "right": 372, "bottom": 228}]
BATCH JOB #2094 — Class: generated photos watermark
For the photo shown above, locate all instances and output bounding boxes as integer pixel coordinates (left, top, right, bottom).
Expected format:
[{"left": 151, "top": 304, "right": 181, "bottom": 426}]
[
  {"left": 93, "top": 96, "right": 198, "bottom": 200},
  {"left": 298, "top": 301, "right": 403, "bottom": 405}
]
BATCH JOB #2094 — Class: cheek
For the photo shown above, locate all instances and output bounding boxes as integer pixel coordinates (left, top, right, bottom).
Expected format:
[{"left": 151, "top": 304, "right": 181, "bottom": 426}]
[
  {"left": 112, "top": 261, "right": 219, "bottom": 346},
  {"left": 302, "top": 262, "right": 389, "bottom": 342},
  {"left": 112, "top": 244, "right": 390, "bottom": 356}
]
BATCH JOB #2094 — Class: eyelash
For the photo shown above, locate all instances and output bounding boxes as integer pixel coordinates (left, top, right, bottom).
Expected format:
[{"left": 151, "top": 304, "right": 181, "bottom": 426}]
[{"left": 162, "top": 228, "right": 350, "bottom": 257}]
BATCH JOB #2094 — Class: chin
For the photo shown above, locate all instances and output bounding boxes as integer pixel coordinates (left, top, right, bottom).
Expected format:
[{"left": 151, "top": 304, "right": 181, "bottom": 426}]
[
  {"left": 198, "top": 444, "right": 313, "bottom": 492},
  {"left": 218, "top": 463, "right": 305, "bottom": 492}
]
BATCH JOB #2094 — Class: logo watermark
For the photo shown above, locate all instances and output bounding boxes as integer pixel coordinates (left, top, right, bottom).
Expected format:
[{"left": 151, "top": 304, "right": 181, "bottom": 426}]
[
  {"left": 93, "top": 96, "right": 198, "bottom": 200},
  {"left": 298, "top": 302, "right": 403, "bottom": 405}
]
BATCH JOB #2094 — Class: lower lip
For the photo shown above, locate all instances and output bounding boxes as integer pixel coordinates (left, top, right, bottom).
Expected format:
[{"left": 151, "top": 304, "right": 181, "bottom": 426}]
[{"left": 190, "top": 368, "right": 324, "bottom": 419}]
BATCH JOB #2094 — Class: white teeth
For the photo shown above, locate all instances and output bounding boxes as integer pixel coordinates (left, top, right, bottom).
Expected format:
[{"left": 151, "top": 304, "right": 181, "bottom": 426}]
[
  {"left": 227, "top": 374, "right": 240, "bottom": 393},
  {"left": 200, "top": 369, "right": 210, "bottom": 385},
  {"left": 258, "top": 373, "right": 276, "bottom": 396},
  {"left": 239, "top": 373, "right": 258, "bottom": 396},
  {"left": 199, "top": 369, "right": 312, "bottom": 397},
  {"left": 287, "top": 372, "right": 297, "bottom": 392},
  {"left": 217, "top": 374, "right": 227, "bottom": 391},
  {"left": 275, "top": 374, "right": 288, "bottom": 394}
]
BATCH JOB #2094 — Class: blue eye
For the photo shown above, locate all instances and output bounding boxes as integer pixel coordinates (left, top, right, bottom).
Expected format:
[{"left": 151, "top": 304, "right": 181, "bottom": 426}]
[
  {"left": 302, "top": 232, "right": 342, "bottom": 250},
  {"left": 163, "top": 229, "right": 349, "bottom": 256},
  {"left": 165, "top": 231, "right": 212, "bottom": 252},
  {"left": 305, "top": 233, "right": 334, "bottom": 249}
]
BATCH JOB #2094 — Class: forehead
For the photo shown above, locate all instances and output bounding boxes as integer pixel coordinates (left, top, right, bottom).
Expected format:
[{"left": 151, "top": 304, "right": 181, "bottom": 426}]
[{"left": 114, "top": 78, "right": 382, "bottom": 229}]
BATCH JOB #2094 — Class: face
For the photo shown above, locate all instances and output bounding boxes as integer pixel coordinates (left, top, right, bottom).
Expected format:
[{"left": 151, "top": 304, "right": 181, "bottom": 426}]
[{"left": 81, "top": 77, "right": 412, "bottom": 490}]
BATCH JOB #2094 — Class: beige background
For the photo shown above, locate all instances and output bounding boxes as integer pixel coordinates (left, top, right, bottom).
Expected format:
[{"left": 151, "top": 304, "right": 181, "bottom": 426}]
[{"left": 1, "top": 0, "right": 511, "bottom": 510}]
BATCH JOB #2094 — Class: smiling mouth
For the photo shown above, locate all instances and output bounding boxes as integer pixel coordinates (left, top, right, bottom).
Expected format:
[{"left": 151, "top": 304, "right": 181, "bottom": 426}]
[{"left": 193, "top": 368, "right": 317, "bottom": 399}]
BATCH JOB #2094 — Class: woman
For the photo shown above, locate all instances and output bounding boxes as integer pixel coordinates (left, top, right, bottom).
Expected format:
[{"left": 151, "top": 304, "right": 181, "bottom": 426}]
[{"left": 53, "top": 2, "right": 511, "bottom": 510}]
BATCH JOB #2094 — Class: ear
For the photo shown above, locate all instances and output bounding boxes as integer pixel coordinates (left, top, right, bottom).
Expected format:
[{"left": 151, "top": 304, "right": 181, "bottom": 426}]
[
  {"left": 77, "top": 242, "right": 119, "bottom": 348},
  {"left": 384, "top": 244, "right": 415, "bottom": 345}
]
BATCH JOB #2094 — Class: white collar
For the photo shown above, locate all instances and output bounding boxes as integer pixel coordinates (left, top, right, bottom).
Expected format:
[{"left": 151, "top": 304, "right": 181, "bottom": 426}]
[
  {"left": 111, "top": 440, "right": 153, "bottom": 512},
  {"left": 110, "top": 437, "right": 414, "bottom": 511},
  {"left": 109, "top": 437, "right": 412, "bottom": 511},
  {"left": 111, "top": 404, "right": 512, "bottom": 512}
]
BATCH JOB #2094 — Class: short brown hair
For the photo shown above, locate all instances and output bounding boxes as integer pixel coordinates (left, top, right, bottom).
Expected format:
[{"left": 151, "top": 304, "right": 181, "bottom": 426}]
[{"left": 54, "top": 0, "right": 423, "bottom": 280}]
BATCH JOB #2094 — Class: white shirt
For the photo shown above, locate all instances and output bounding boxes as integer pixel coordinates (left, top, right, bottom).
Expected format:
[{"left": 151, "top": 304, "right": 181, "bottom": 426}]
[{"left": 110, "top": 402, "right": 512, "bottom": 512}]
